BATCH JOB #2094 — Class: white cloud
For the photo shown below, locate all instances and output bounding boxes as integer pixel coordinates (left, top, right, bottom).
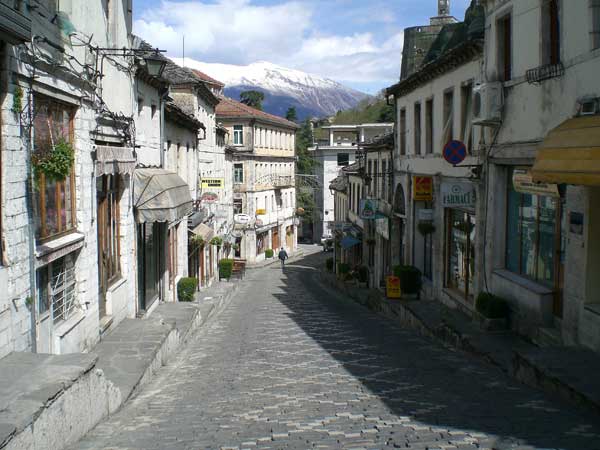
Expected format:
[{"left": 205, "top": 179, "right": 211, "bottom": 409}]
[{"left": 134, "top": 0, "right": 404, "bottom": 89}]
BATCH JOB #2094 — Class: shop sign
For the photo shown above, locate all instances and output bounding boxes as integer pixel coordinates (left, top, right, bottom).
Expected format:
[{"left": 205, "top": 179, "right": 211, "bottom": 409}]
[
  {"left": 413, "top": 176, "right": 433, "bottom": 201},
  {"left": 360, "top": 199, "right": 378, "bottom": 219},
  {"left": 334, "top": 222, "right": 353, "bottom": 232},
  {"left": 441, "top": 182, "right": 476, "bottom": 208},
  {"left": 376, "top": 217, "right": 389, "bottom": 240},
  {"left": 234, "top": 214, "right": 251, "bottom": 224},
  {"left": 512, "top": 169, "right": 559, "bottom": 197},
  {"left": 386, "top": 276, "right": 401, "bottom": 299},
  {"left": 201, "top": 192, "right": 219, "bottom": 203},
  {"left": 201, "top": 178, "right": 224, "bottom": 189},
  {"left": 418, "top": 209, "right": 434, "bottom": 222},
  {"left": 256, "top": 208, "right": 267, "bottom": 215}
]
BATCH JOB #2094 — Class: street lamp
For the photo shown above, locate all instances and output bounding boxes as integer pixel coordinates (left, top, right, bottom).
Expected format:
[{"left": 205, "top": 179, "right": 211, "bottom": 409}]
[{"left": 143, "top": 53, "right": 167, "bottom": 78}]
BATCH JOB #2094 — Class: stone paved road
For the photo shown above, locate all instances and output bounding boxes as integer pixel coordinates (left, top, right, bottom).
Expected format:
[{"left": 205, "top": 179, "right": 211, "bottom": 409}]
[{"left": 74, "top": 247, "right": 600, "bottom": 450}]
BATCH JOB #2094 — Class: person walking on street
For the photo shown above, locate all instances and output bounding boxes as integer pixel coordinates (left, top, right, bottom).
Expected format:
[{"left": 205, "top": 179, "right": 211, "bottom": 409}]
[{"left": 278, "top": 247, "right": 289, "bottom": 269}]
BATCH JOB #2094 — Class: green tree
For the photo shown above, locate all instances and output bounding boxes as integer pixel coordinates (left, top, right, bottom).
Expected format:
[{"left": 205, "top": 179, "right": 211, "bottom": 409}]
[
  {"left": 295, "top": 119, "right": 318, "bottom": 222},
  {"left": 285, "top": 106, "right": 298, "bottom": 122},
  {"left": 239, "top": 90, "right": 265, "bottom": 110}
]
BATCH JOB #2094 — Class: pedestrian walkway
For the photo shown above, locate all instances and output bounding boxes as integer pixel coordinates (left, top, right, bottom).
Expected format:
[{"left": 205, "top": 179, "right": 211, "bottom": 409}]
[
  {"left": 0, "top": 281, "right": 239, "bottom": 450},
  {"left": 318, "top": 261, "right": 600, "bottom": 416},
  {"left": 246, "top": 247, "right": 306, "bottom": 269}
]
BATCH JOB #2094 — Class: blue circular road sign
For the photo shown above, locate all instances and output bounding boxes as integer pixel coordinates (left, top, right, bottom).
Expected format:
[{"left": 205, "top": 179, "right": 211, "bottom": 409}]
[{"left": 443, "top": 140, "right": 467, "bottom": 165}]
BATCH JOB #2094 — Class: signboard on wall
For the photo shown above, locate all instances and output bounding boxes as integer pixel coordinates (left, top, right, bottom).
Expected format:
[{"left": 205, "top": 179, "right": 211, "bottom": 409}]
[
  {"left": 376, "top": 217, "right": 390, "bottom": 240},
  {"left": 413, "top": 176, "right": 433, "bottom": 201},
  {"left": 512, "top": 169, "right": 559, "bottom": 197},
  {"left": 201, "top": 192, "right": 219, "bottom": 203},
  {"left": 201, "top": 178, "right": 224, "bottom": 189},
  {"left": 255, "top": 209, "right": 267, "bottom": 215},
  {"left": 386, "top": 276, "right": 401, "bottom": 299},
  {"left": 234, "top": 214, "right": 251, "bottom": 224},
  {"left": 441, "top": 182, "right": 476, "bottom": 208},
  {"left": 360, "top": 199, "right": 378, "bottom": 219}
]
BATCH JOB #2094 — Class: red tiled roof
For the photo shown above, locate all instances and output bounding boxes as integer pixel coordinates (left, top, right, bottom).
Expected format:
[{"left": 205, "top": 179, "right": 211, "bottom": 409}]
[
  {"left": 191, "top": 69, "right": 225, "bottom": 87},
  {"left": 216, "top": 96, "right": 299, "bottom": 129}
]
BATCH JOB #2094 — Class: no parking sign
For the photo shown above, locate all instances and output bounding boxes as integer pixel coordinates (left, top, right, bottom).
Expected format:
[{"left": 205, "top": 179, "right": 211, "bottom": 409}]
[{"left": 443, "top": 140, "right": 467, "bottom": 166}]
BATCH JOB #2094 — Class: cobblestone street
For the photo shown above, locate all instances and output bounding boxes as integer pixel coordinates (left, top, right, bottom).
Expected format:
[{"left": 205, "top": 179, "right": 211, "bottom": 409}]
[{"left": 73, "top": 247, "right": 600, "bottom": 450}]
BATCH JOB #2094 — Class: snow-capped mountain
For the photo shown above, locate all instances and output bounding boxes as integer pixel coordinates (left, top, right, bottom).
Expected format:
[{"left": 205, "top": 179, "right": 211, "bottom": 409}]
[{"left": 171, "top": 58, "right": 369, "bottom": 120}]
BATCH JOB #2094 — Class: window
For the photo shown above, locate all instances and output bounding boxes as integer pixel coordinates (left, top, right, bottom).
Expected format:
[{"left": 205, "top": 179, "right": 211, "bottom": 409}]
[
  {"left": 33, "top": 96, "right": 76, "bottom": 241},
  {"left": 442, "top": 90, "right": 454, "bottom": 147},
  {"left": 414, "top": 102, "right": 422, "bottom": 155},
  {"left": 234, "top": 163, "right": 244, "bottom": 183},
  {"left": 506, "top": 169, "right": 562, "bottom": 287},
  {"left": 233, "top": 125, "right": 243, "bottom": 145},
  {"left": 461, "top": 83, "right": 474, "bottom": 154},
  {"left": 97, "top": 175, "right": 121, "bottom": 296},
  {"left": 591, "top": 0, "right": 600, "bottom": 49},
  {"left": 373, "top": 161, "right": 379, "bottom": 197},
  {"left": 425, "top": 99, "right": 434, "bottom": 154},
  {"left": 498, "top": 14, "right": 512, "bottom": 81},
  {"left": 337, "top": 153, "right": 349, "bottom": 166},
  {"left": 233, "top": 198, "right": 243, "bottom": 214},
  {"left": 400, "top": 108, "right": 407, "bottom": 155},
  {"left": 37, "top": 254, "right": 77, "bottom": 323},
  {"left": 542, "top": 0, "right": 560, "bottom": 65}
]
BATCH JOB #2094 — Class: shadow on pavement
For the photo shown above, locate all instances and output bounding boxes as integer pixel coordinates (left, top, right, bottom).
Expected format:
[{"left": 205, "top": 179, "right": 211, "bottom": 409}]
[{"left": 266, "top": 248, "right": 600, "bottom": 450}]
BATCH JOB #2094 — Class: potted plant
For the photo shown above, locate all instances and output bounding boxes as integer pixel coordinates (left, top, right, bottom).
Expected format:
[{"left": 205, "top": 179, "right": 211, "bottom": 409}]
[
  {"left": 32, "top": 137, "right": 75, "bottom": 183},
  {"left": 219, "top": 259, "right": 234, "bottom": 280},
  {"left": 475, "top": 292, "right": 510, "bottom": 331},
  {"left": 210, "top": 236, "right": 223, "bottom": 247},
  {"left": 177, "top": 277, "right": 198, "bottom": 302},
  {"left": 191, "top": 235, "right": 205, "bottom": 247},
  {"left": 393, "top": 265, "right": 422, "bottom": 298},
  {"left": 265, "top": 248, "right": 274, "bottom": 258}
]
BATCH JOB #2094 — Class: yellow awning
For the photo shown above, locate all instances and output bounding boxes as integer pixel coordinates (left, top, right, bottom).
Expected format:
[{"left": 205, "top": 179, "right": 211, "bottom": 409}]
[{"left": 531, "top": 115, "right": 600, "bottom": 186}]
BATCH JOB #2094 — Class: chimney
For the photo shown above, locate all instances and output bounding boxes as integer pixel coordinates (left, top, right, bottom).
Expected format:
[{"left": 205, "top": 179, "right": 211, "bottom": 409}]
[{"left": 438, "top": 0, "right": 450, "bottom": 16}]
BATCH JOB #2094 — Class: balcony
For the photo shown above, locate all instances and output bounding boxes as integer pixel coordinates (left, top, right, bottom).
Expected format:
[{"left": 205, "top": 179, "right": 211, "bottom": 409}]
[
  {"left": 526, "top": 62, "right": 564, "bottom": 84},
  {"left": 255, "top": 174, "right": 295, "bottom": 188}
]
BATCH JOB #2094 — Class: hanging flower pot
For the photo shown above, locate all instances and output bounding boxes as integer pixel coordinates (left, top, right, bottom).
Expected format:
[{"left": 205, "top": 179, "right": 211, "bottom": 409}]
[
  {"left": 417, "top": 222, "right": 436, "bottom": 235},
  {"left": 191, "top": 235, "right": 205, "bottom": 247},
  {"left": 32, "top": 137, "right": 75, "bottom": 182},
  {"left": 210, "top": 236, "right": 223, "bottom": 247}
]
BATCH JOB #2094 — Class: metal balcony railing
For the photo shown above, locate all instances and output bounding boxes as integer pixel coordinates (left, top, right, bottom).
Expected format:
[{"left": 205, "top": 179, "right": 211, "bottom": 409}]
[{"left": 526, "top": 62, "right": 565, "bottom": 84}]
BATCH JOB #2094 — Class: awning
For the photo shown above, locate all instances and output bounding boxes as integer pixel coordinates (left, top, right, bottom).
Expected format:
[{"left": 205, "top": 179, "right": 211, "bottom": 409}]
[
  {"left": 190, "top": 223, "right": 214, "bottom": 241},
  {"left": 133, "top": 168, "right": 193, "bottom": 223},
  {"left": 95, "top": 145, "right": 136, "bottom": 176},
  {"left": 341, "top": 236, "right": 361, "bottom": 249},
  {"left": 531, "top": 115, "right": 600, "bottom": 186}
]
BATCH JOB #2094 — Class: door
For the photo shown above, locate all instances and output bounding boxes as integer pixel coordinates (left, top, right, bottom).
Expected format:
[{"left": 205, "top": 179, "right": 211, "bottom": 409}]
[
  {"left": 137, "top": 223, "right": 161, "bottom": 313},
  {"left": 553, "top": 196, "right": 566, "bottom": 318},
  {"left": 272, "top": 227, "right": 280, "bottom": 250},
  {"left": 446, "top": 209, "right": 476, "bottom": 303}
]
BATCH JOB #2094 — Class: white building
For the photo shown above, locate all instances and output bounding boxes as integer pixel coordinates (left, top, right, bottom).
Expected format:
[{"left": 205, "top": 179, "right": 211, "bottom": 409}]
[
  {"left": 216, "top": 96, "right": 299, "bottom": 263},
  {"left": 310, "top": 123, "right": 393, "bottom": 244},
  {"left": 480, "top": 0, "right": 600, "bottom": 350}
]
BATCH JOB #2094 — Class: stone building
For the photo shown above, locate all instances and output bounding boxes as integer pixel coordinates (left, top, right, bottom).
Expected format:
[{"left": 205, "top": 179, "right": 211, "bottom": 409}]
[
  {"left": 309, "top": 123, "right": 393, "bottom": 245},
  {"left": 386, "top": 0, "right": 484, "bottom": 311},
  {"left": 216, "top": 96, "right": 299, "bottom": 263},
  {"left": 0, "top": 0, "right": 139, "bottom": 356},
  {"left": 479, "top": 0, "right": 600, "bottom": 350}
]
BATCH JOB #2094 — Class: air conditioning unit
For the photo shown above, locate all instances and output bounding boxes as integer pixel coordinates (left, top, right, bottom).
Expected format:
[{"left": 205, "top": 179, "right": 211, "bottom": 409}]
[{"left": 472, "top": 82, "right": 504, "bottom": 126}]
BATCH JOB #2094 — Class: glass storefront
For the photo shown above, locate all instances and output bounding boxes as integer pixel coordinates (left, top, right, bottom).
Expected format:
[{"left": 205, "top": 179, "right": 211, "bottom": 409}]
[
  {"left": 137, "top": 223, "right": 162, "bottom": 312},
  {"left": 446, "top": 209, "right": 476, "bottom": 302}
]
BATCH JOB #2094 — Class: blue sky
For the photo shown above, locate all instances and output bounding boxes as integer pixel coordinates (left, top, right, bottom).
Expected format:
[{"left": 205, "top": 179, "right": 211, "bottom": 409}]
[{"left": 134, "top": 0, "right": 472, "bottom": 94}]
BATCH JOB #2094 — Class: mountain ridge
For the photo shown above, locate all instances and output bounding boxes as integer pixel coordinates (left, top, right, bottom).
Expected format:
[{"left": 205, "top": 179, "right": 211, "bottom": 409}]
[{"left": 171, "top": 58, "right": 370, "bottom": 120}]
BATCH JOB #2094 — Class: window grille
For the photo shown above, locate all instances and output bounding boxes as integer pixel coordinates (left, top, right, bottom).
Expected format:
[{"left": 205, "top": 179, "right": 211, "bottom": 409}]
[{"left": 43, "top": 256, "right": 77, "bottom": 323}]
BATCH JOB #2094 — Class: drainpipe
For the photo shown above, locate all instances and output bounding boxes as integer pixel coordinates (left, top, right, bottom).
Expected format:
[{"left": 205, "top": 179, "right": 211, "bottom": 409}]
[
  {"left": 25, "top": 86, "right": 37, "bottom": 352},
  {"left": 159, "top": 84, "right": 169, "bottom": 169}
]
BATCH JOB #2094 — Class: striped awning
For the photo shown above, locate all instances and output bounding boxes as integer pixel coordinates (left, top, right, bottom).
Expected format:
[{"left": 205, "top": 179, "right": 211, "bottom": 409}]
[
  {"left": 531, "top": 115, "right": 600, "bottom": 186},
  {"left": 95, "top": 145, "right": 136, "bottom": 177}
]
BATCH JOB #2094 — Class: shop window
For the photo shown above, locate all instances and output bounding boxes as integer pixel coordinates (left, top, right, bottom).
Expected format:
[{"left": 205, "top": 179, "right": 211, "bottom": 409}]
[
  {"left": 497, "top": 14, "right": 512, "bottom": 81},
  {"left": 506, "top": 170, "right": 561, "bottom": 287},
  {"left": 542, "top": 0, "right": 560, "bottom": 65},
  {"left": 414, "top": 102, "right": 422, "bottom": 155},
  {"left": 97, "top": 175, "right": 121, "bottom": 297},
  {"left": 592, "top": 0, "right": 600, "bottom": 50},
  {"left": 37, "top": 254, "right": 77, "bottom": 324},
  {"left": 137, "top": 223, "right": 161, "bottom": 311},
  {"left": 337, "top": 153, "right": 349, "bottom": 166},
  {"left": 233, "top": 125, "right": 243, "bottom": 145},
  {"left": 446, "top": 209, "right": 476, "bottom": 302},
  {"left": 33, "top": 95, "right": 76, "bottom": 241},
  {"left": 234, "top": 163, "right": 244, "bottom": 183}
]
